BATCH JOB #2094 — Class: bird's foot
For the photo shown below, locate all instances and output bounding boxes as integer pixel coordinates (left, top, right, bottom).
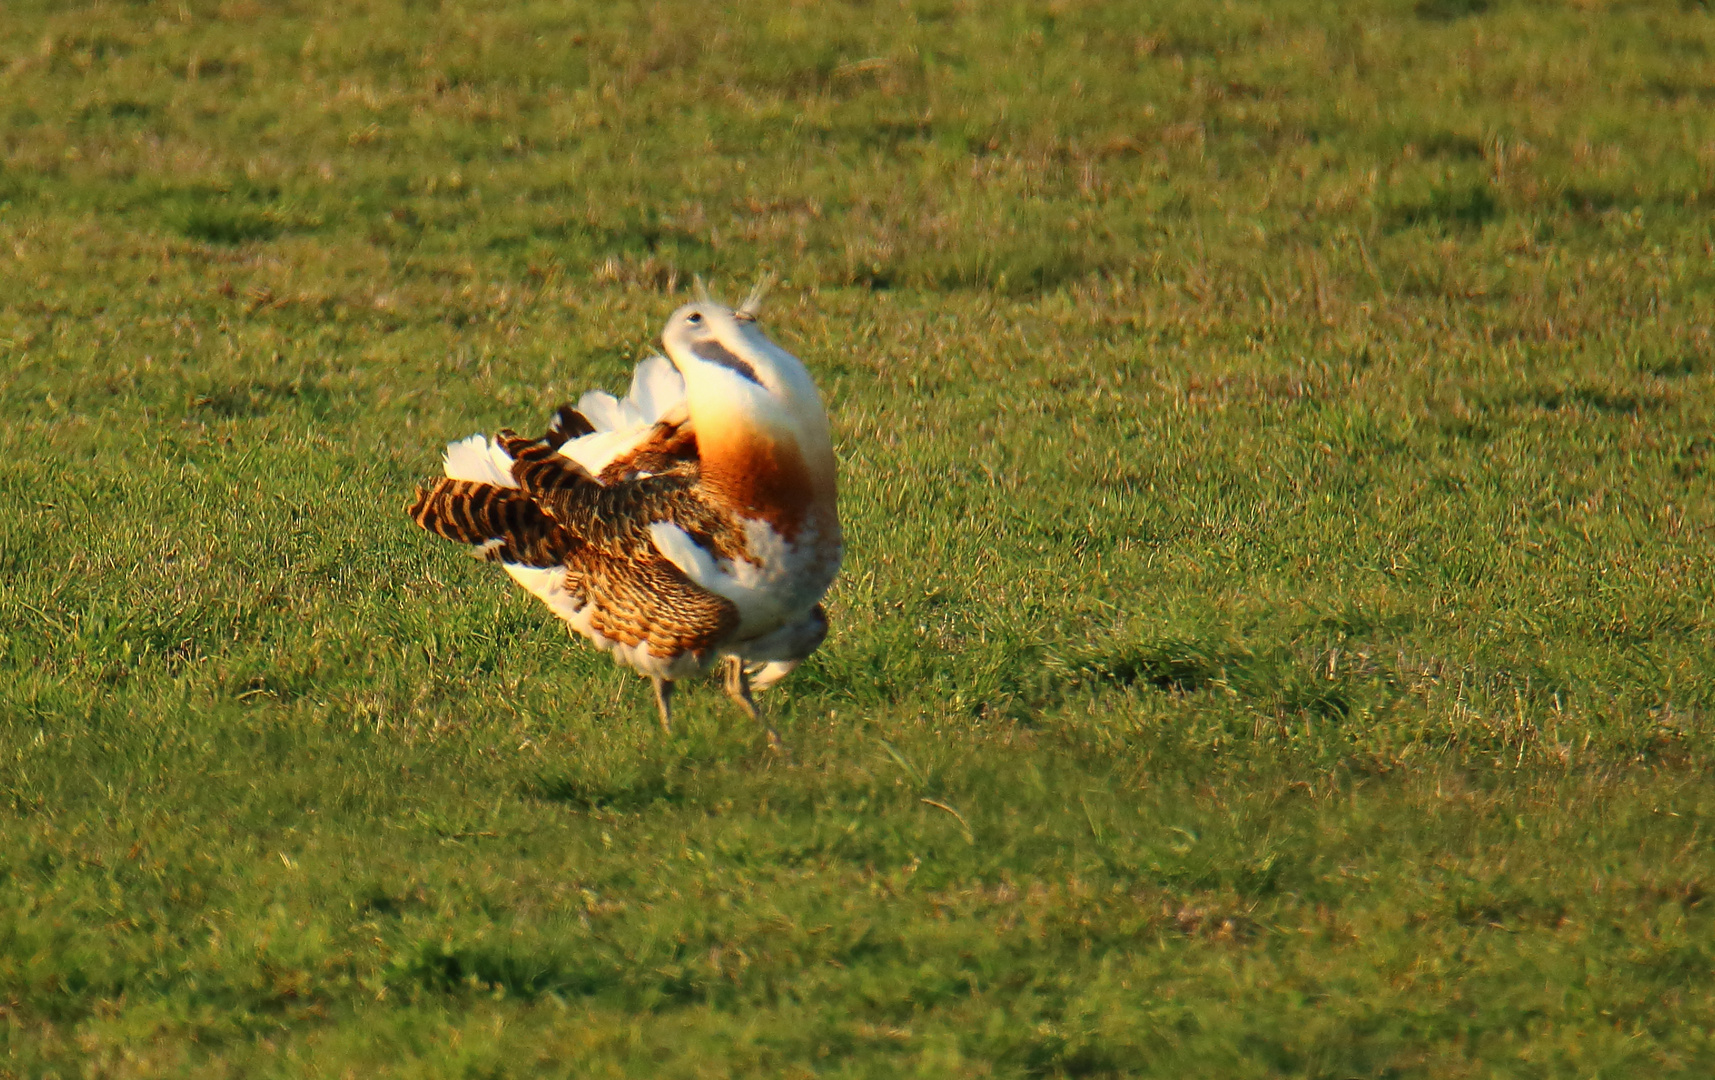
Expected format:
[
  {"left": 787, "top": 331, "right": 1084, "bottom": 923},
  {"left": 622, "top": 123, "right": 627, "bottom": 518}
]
[{"left": 723, "top": 656, "right": 790, "bottom": 759}]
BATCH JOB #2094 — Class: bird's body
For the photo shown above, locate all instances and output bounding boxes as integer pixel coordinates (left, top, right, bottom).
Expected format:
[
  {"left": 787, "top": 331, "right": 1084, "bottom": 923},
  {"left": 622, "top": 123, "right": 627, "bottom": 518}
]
[{"left": 407, "top": 289, "right": 840, "bottom": 741}]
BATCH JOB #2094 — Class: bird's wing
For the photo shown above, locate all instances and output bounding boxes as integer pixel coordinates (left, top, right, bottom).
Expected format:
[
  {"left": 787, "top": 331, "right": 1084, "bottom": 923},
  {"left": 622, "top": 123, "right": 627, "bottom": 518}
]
[
  {"left": 495, "top": 432, "right": 742, "bottom": 561},
  {"left": 407, "top": 430, "right": 743, "bottom": 664}
]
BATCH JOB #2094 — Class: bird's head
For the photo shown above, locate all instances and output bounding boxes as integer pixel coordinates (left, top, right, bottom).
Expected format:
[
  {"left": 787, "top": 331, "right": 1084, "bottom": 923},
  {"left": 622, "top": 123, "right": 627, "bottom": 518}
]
[
  {"left": 660, "top": 279, "right": 825, "bottom": 430},
  {"left": 659, "top": 279, "right": 837, "bottom": 523}
]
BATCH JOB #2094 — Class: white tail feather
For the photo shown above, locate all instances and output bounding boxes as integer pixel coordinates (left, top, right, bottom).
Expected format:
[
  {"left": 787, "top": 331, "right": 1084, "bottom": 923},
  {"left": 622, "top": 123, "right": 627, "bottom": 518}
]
[
  {"left": 748, "top": 659, "right": 799, "bottom": 691},
  {"left": 503, "top": 563, "right": 582, "bottom": 621},
  {"left": 442, "top": 434, "right": 518, "bottom": 487},
  {"left": 574, "top": 389, "right": 624, "bottom": 431},
  {"left": 558, "top": 355, "right": 687, "bottom": 477},
  {"left": 627, "top": 355, "right": 681, "bottom": 421}
]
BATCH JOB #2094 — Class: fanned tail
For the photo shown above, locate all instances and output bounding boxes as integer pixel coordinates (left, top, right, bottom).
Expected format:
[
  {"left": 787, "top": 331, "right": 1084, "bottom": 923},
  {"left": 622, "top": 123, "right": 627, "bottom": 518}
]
[
  {"left": 496, "top": 430, "right": 597, "bottom": 492},
  {"left": 406, "top": 479, "right": 569, "bottom": 566}
]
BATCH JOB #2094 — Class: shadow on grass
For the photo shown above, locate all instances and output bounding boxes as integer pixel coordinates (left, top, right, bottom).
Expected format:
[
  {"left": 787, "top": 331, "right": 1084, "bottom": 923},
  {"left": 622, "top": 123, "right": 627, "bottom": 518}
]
[
  {"left": 176, "top": 206, "right": 285, "bottom": 245},
  {"left": 1385, "top": 182, "right": 1499, "bottom": 232},
  {"left": 187, "top": 377, "right": 337, "bottom": 419},
  {"left": 390, "top": 939, "right": 623, "bottom": 1000},
  {"left": 1045, "top": 623, "right": 1406, "bottom": 725},
  {"left": 1047, "top": 634, "right": 1242, "bottom": 694},
  {"left": 1415, "top": 0, "right": 1491, "bottom": 19},
  {"left": 524, "top": 759, "right": 685, "bottom": 812},
  {"left": 132, "top": 181, "right": 325, "bottom": 245}
]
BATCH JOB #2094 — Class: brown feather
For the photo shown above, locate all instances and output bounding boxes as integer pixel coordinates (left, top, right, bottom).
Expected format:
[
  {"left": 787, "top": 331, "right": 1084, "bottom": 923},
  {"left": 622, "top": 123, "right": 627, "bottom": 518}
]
[
  {"left": 567, "top": 550, "right": 739, "bottom": 659},
  {"left": 697, "top": 428, "right": 822, "bottom": 539},
  {"left": 406, "top": 479, "right": 574, "bottom": 566},
  {"left": 496, "top": 432, "right": 753, "bottom": 565},
  {"left": 598, "top": 419, "right": 699, "bottom": 483},
  {"left": 408, "top": 429, "right": 753, "bottom": 664},
  {"left": 540, "top": 405, "right": 596, "bottom": 449}
]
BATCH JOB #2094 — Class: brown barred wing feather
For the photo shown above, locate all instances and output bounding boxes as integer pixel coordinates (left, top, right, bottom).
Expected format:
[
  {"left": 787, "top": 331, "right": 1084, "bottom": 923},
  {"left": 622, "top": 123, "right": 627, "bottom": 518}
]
[
  {"left": 406, "top": 479, "right": 572, "bottom": 567},
  {"left": 567, "top": 547, "right": 739, "bottom": 661},
  {"left": 409, "top": 431, "right": 744, "bottom": 671},
  {"left": 597, "top": 417, "right": 698, "bottom": 483},
  {"left": 496, "top": 433, "right": 748, "bottom": 564},
  {"left": 533, "top": 401, "right": 695, "bottom": 481},
  {"left": 539, "top": 404, "right": 596, "bottom": 449}
]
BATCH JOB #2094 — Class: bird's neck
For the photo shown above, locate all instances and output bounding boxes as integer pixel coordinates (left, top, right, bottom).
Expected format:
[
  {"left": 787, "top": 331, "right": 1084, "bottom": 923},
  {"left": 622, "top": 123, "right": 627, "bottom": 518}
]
[{"left": 695, "top": 409, "right": 838, "bottom": 540}]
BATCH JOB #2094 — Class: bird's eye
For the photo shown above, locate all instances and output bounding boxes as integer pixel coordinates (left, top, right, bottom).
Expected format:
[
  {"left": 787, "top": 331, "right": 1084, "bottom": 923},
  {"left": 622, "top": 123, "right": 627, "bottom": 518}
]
[{"left": 686, "top": 312, "right": 703, "bottom": 324}]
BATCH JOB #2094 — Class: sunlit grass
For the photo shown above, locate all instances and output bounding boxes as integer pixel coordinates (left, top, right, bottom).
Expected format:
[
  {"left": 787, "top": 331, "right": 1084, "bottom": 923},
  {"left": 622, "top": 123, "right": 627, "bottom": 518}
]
[{"left": 3, "top": 0, "right": 1715, "bottom": 1075}]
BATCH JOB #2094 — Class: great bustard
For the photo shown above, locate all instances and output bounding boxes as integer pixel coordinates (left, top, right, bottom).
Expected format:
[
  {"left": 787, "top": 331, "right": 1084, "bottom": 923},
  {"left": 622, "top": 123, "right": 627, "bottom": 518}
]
[{"left": 407, "top": 284, "right": 840, "bottom": 746}]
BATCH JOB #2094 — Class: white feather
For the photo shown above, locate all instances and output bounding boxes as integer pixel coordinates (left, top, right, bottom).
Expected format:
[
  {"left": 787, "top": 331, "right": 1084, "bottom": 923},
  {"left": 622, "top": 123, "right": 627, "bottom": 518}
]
[
  {"left": 559, "top": 355, "right": 687, "bottom": 477},
  {"left": 503, "top": 563, "right": 582, "bottom": 621},
  {"left": 627, "top": 355, "right": 682, "bottom": 421},
  {"left": 560, "top": 427, "right": 643, "bottom": 475},
  {"left": 748, "top": 660, "right": 799, "bottom": 691},
  {"left": 574, "top": 390, "right": 624, "bottom": 431},
  {"left": 442, "top": 434, "right": 518, "bottom": 488},
  {"left": 647, "top": 521, "right": 723, "bottom": 587},
  {"left": 648, "top": 519, "right": 804, "bottom": 635}
]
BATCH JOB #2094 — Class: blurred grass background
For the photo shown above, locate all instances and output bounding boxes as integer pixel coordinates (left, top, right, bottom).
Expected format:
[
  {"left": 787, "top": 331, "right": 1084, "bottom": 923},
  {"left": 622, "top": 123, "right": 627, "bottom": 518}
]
[{"left": 3, "top": 0, "right": 1715, "bottom": 1075}]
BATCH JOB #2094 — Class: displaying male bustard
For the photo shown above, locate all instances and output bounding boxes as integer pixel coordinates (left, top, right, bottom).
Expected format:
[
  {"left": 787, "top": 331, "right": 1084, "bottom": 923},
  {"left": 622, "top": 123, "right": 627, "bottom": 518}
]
[{"left": 407, "top": 284, "right": 840, "bottom": 747}]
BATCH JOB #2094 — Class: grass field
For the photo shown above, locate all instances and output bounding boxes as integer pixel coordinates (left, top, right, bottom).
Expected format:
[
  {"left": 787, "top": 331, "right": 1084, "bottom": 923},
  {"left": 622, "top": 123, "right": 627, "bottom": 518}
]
[{"left": 4, "top": 0, "right": 1715, "bottom": 1075}]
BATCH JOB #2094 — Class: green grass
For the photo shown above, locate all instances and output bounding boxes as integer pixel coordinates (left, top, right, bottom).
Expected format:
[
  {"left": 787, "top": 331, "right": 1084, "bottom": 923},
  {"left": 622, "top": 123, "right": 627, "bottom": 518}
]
[{"left": 4, "top": 0, "right": 1715, "bottom": 1075}]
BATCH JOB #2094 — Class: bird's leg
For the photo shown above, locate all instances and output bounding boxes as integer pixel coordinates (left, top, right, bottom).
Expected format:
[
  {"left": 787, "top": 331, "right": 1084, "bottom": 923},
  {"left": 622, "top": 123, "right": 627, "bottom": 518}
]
[
  {"left": 652, "top": 677, "right": 675, "bottom": 734},
  {"left": 723, "top": 656, "right": 785, "bottom": 754},
  {"left": 721, "top": 656, "right": 757, "bottom": 720}
]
